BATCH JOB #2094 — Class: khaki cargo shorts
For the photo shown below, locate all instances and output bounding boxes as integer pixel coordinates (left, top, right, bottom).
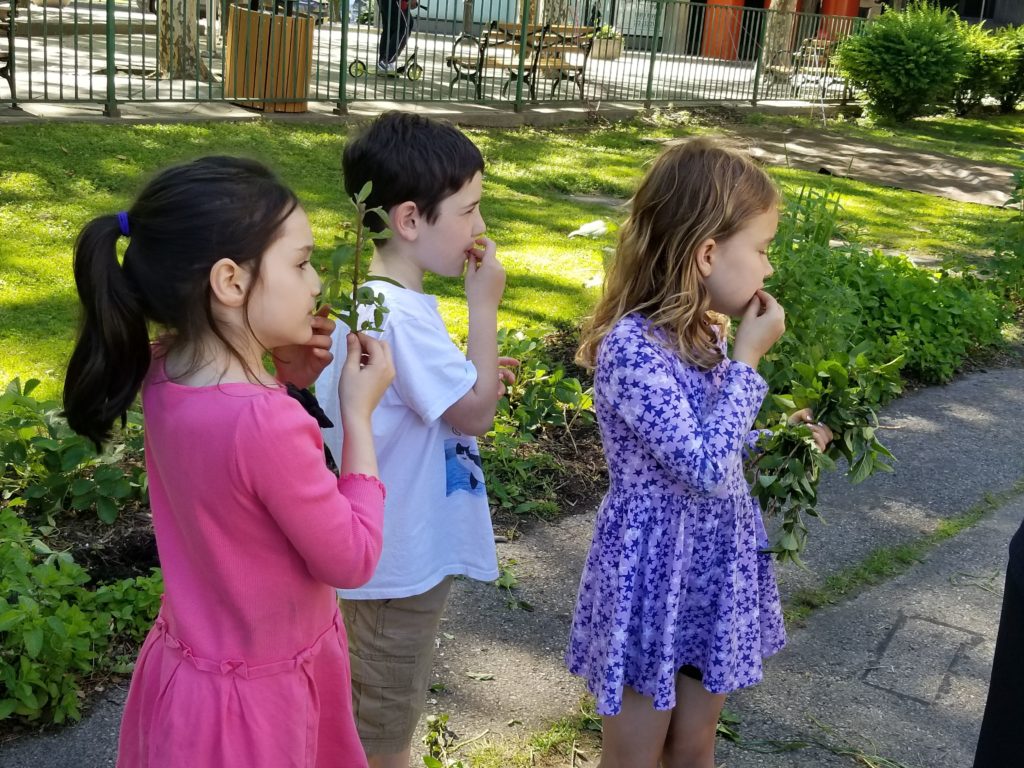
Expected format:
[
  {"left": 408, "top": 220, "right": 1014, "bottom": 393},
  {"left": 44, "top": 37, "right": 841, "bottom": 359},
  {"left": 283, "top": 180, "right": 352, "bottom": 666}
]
[{"left": 340, "top": 577, "right": 452, "bottom": 755}]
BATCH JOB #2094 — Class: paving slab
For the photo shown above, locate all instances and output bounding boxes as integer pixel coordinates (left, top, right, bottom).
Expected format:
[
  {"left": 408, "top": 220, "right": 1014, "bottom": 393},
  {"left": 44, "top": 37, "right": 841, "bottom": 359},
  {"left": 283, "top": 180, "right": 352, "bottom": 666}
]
[{"left": 716, "top": 495, "right": 1019, "bottom": 768}]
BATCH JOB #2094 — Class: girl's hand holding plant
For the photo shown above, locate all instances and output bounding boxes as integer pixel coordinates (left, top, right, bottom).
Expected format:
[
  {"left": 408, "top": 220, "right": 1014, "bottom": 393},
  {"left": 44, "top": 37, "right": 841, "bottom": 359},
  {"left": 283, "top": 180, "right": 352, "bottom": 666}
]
[
  {"left": 338, "top": 332, "right": 394, "bottom": 421},
  {"left": 788, "top": 407, "right": 834, "bottom": 452},
  {"left": 337, "top": 332, "right": 394, "bottom": 480}
]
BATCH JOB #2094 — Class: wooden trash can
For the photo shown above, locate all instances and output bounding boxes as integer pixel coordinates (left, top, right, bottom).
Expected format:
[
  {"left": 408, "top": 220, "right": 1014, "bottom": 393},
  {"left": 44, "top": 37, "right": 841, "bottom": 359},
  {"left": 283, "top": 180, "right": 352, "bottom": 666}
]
[{"left": 224, "top": 4, "right": 314, "bottom": 113}]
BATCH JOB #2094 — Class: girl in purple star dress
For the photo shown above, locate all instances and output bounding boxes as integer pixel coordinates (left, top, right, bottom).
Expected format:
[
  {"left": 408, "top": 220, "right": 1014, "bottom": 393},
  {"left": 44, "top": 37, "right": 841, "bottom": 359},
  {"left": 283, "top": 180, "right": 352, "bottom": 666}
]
[{"left": 566, "top": 138, "right": 832, "bottom": 767}]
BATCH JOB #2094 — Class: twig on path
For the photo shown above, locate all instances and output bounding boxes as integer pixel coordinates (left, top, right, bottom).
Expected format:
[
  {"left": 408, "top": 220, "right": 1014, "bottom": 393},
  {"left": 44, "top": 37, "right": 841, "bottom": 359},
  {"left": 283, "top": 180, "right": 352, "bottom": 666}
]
[{"left": 451, "top": 729, "right": 490, "bottom": 753}]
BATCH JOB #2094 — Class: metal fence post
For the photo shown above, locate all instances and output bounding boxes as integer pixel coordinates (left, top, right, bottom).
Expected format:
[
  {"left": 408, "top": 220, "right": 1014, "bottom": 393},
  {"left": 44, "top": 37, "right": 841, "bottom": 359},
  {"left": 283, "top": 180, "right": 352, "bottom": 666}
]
[
  {"left": 513, "top": 0, "right": 530, "bottom": 113},
  {"left": 750, "top": 6, "right": 768, "bottom": 107},
  {"left": 335, "top": 0, "right": 350, "bottom": 114},
  {"left": 103, "top": 0, "right": 119, "bottom": 117},
  {"left": 643, "top": 0, "right": 664, "bottom": 109}
]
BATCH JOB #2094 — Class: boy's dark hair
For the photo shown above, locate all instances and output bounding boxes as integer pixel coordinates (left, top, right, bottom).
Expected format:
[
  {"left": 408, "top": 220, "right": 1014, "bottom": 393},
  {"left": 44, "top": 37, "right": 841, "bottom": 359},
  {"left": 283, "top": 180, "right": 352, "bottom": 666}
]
[
  {"left": 342, "top": 111, "right": 485, "bottom": 234},
  {"left": 63, "top": 156, "right": 299, "bottom": 449}
]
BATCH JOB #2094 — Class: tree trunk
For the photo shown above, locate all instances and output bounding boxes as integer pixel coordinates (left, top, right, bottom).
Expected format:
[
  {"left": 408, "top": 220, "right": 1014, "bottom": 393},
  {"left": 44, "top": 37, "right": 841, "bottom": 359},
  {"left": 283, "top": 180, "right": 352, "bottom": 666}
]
[
  {"left": 542, "top": 0, "right": 573, "bottom": 26},
  {"left": 159, "top": 0, "right": 214, "bottom": 80},
  {"left": 762, "top": 0, "right": 798, "bottom": 73}
]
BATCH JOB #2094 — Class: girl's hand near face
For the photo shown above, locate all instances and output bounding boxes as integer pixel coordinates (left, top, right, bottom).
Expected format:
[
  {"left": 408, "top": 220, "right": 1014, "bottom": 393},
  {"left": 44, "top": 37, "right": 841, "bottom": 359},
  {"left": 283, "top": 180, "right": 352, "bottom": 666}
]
[{"left": 733, "top": 290, "right": 785, "bottom": 370}]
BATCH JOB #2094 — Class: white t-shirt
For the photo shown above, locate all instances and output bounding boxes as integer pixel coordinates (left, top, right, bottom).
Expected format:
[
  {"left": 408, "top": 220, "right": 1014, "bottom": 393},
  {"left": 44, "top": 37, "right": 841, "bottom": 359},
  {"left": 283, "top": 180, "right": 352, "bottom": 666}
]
[{"left": 315, "top": 280, "right": 499, "bottom": 599}]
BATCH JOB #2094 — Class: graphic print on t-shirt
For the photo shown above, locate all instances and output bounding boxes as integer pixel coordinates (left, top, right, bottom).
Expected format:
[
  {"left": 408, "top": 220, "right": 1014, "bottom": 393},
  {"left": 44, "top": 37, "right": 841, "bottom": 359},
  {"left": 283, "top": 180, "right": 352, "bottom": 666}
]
[{"left": 444, "top": 439, "right": 486, "bottom": 496}]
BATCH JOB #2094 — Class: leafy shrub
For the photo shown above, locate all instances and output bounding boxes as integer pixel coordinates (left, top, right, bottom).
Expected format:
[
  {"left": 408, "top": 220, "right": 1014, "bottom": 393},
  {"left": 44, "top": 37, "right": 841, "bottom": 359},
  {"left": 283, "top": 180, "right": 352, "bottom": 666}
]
[
  {"left": 0, "top": 507, "right": 162, "bottom": 724},
  {"left": 834, "top": 1, "right": 966, "bottom": 122},
  {"left": 764, "top": 185, "right": 1009, "bottom": 387},
  {"left": 0, "top": 508, "right": 101, "bottom": 722},
  {"left": 494, "top": 328, "right": 593, "bottom": 435},
  {"left": 953, "top": 21, "right": 1016, "bottom": 116},
  {"left": 993, "top": 25, "right": 1024, "bottom": 113},
  {"left": 0, "top": 379, "right": 146, "bottom": 523},
  {"left": 480, "top": 328, "right": 594, "bottom": 518},
  {"left": 752, "top": 184, "right": 1011, "bottom": 560}
]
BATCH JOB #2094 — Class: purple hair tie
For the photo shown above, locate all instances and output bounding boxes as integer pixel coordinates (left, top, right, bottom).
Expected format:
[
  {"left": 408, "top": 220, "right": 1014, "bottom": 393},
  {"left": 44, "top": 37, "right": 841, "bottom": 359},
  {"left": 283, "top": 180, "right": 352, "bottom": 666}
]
[{"left": 116, "top": 211, "right": 130, "bottom": 237}]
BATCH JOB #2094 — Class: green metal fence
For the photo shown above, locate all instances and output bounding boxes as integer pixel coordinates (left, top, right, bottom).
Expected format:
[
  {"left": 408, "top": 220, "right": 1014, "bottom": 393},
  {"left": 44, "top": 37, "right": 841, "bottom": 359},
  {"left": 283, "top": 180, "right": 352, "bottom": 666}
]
[{"left": 1, "top": 0, "right": 865, "bottom": 115}]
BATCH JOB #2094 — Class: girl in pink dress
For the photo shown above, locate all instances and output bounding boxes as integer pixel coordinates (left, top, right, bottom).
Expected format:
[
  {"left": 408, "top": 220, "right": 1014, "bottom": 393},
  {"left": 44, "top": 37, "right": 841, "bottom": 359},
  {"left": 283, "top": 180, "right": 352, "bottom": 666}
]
[{"left": 62, "top": 156, "right": 395, "bottom": 768}]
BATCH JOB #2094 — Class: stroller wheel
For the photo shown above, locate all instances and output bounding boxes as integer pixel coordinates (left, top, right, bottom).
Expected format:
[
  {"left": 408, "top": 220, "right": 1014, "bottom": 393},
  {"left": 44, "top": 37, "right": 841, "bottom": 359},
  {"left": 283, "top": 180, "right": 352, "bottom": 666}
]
[
  {"left": 406, "top": 63, "right": 424, "bottom": 81},
  {"left": 348, "top": 60, "right": 367, "bottom": 78}
]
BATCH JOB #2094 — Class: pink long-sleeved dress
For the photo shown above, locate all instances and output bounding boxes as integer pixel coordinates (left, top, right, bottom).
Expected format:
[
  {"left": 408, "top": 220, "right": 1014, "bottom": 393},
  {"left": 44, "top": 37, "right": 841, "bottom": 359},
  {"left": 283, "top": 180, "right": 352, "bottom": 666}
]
[{"left": 117, "top": 361, "right": 384, "bottom": 768}]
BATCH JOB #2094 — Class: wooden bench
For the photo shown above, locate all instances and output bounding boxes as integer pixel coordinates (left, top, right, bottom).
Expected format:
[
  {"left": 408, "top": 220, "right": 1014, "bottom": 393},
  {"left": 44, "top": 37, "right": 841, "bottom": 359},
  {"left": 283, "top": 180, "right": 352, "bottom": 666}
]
[
  {"left": 447, "top": 21, "right": 593, "bottom": 102},
  {"left": 1, "top": 4, "right": 16, "bottom": 105}
]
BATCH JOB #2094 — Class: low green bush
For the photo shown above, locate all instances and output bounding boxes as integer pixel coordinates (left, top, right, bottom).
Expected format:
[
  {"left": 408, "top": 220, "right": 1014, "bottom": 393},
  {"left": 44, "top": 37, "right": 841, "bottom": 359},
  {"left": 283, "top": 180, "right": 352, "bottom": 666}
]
[
  {"left": 481, "top": 328, "right": 594, "bottom": 519},
  {"left": 953, "top": 20, "right": 1017, "bottom": 116},
  {"left": 752, "top": 184, "right": 1012, "bottom": 561},
  {"left": 764, "top": 186, "right": 1009, "bottom": 387},
  {"left": 0, "top": 507, "right": 163, "bottom": 724},
  {"left": 0, "top": 379, "right": 147, "bottom": 524},
  {"left": 834, "top": 1, "right": 966, "bottom": 122},
  {"left": 993, "top": 26, "right": 1024, "bottom": 113}
]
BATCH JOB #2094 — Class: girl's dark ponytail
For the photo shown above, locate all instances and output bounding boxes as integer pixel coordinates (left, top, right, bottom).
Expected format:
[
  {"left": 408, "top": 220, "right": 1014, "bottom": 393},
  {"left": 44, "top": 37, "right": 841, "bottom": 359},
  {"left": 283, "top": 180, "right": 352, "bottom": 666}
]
[
  {"left": 62, "top": 156, "right": 299, "bottom": 450},
  {"left": 63, "top": 214, "right": 150, "bottom": 450}
]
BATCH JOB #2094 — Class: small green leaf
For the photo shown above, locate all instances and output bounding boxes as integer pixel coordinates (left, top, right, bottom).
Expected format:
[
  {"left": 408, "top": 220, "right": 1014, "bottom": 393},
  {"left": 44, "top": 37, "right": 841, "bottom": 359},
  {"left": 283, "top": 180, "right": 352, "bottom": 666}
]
[
  {"left": 24, "top": 627, "right": 44, "bottom": 659},
  {"left": 0, "top": 699, "right": 16, "bottom": 719},
  {"left": 355, "top": 180, "right": 373, "bottom": 204},
  {"left": 0, "top": 610, "right": 25, "bottom": 632},
  {"left": 331, "top": 244, "right": 357, "bottom": 272},
  {"left": 70, "top": 478, "right": 94, "bottom": 496},
  {"left": 97, "top": 497, "right": 119, "bottom": 524}
]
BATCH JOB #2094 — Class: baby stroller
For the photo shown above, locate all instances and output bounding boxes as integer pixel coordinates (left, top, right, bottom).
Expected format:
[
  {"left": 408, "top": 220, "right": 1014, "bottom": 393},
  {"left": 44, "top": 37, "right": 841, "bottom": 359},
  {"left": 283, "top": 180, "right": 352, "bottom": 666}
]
[{"left": 348, "top": 0, "right": 427, "bottom": 80}]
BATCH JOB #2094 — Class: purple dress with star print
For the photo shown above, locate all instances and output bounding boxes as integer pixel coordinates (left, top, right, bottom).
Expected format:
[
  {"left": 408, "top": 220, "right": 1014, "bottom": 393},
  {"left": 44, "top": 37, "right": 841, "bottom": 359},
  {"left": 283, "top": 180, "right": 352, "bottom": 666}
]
[{"left": 566, "top": 313, "right": 786, "bottom": 716}]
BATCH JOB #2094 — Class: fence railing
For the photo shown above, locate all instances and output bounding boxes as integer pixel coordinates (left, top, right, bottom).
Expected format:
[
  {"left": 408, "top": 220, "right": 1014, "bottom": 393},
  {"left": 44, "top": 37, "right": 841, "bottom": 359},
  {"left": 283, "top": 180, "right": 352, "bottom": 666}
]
[{"left": 1, "top": 0, "right": 865, "bottom": 114}]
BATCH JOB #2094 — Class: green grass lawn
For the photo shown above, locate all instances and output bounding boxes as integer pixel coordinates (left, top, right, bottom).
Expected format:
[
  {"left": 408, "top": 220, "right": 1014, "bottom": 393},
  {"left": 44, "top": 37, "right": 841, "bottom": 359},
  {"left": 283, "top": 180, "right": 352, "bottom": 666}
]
[
  {"left": 747, "top": 109, "right": 1024, "bottom": 168},
  {"left": 769, "top": 166, "right": 1017, "bottom": 262},
  {"left": 0, "top": 121, "right": 671, "bottom": 398},
  {"left": 0, "top": 117, "right": 1016, "bottom": 399}
]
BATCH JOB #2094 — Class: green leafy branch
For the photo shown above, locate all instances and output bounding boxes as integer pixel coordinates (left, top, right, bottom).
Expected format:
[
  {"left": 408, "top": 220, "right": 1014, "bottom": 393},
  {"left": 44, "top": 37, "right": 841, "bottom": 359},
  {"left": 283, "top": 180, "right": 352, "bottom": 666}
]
[
  {"left": 319, "top": 181, "right": 391, "bottom": 333},
  {"left": 750, "top": 349, "right": 903, "bottom": 565}
]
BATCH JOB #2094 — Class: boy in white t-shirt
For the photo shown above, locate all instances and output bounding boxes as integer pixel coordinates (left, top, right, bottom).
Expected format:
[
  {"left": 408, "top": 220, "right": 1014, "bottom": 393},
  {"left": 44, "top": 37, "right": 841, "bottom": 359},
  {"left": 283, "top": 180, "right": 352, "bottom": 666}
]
[{"left": 315, "top": 111, "right": 516, "bottom": 768}]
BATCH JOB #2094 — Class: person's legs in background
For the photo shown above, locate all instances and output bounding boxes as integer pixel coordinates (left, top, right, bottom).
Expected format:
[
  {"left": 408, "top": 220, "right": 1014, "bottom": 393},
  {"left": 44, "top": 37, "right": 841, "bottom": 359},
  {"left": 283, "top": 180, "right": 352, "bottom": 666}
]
[{"left": 376, "top": 0, "right": 404, "bottom": 73}]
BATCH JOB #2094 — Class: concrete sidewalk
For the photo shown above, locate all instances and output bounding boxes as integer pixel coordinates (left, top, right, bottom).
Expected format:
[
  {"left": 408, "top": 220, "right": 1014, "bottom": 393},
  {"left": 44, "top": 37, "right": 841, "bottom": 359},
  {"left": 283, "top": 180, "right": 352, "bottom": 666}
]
[{"left": 2, "top": 368, "right": 1021, "bottom": 767}]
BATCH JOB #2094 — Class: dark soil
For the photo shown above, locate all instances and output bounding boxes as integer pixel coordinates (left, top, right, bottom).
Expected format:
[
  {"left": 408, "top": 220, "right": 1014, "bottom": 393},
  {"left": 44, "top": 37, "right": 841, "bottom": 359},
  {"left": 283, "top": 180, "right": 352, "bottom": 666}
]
[{"left": 45, "top": 503, "right": 158, "bottom": 584}]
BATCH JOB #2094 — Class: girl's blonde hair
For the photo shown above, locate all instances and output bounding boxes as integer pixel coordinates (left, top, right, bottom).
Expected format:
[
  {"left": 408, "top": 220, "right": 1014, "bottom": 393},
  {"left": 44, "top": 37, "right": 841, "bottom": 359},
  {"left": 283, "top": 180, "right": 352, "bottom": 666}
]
[{"left": 577, "top": 137, "right": 779, "bottom": 371}]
